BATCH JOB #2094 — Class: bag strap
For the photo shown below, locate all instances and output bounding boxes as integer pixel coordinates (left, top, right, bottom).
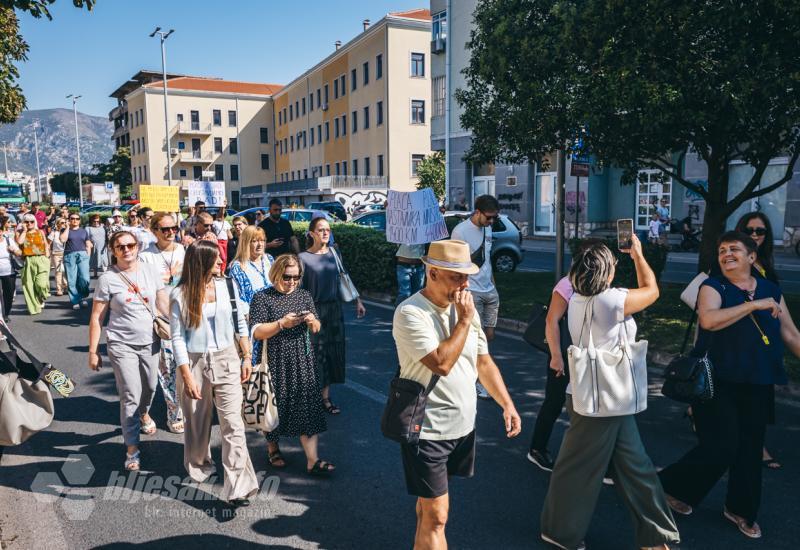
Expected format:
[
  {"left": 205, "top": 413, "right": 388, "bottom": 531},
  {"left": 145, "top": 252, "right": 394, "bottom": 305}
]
[
  {"left": 330, "top": 246, "right": 346, "bottom": 276},
  {"left": 679, "top": 290, "right": 701, "bottom": 355},
  {"left": 225, "top": 276, "right": 240, "bottom": 336},
  {"left": 0, "top": 321, "right": 47, "bottom": 376},
  {"left": 577, "top": 297, "right": 594, "bottom": 348},
  {"left": 117, "top": 268, "right": 157, "bottom": 321}
]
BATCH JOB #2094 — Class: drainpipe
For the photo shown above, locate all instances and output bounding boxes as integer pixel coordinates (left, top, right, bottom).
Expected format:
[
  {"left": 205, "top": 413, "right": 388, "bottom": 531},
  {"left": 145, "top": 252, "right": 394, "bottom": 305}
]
[
  {"left": 444, "top": 0, "right": 452, "bottom": 207},
  {"left": 235, "top": 97, "right": 242, "bottom": 206}
]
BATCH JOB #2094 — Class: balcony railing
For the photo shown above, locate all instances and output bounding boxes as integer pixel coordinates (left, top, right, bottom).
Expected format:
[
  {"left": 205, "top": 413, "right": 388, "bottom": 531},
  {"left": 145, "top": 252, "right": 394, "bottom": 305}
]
[
  {"left": 265, "top": 175, "right": 388, "bottom": 195},
  {"left": 172, "top": 122, "right": 213, "bottom": 136},
  {"left": 178, "top": 151, "right": 215, "bottom": 163}
]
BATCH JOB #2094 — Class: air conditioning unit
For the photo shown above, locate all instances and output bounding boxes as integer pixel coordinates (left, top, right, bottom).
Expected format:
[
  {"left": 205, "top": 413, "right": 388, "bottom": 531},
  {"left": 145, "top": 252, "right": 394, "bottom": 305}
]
[
  {"left": 322, "top": 103, "right": 329, "bottom": 112},
  {"left": 170, "top": 148, "right": 179, "bottom": 156},
  {"left": 431, "top": 38, "right": 446, "bottom": 54}
]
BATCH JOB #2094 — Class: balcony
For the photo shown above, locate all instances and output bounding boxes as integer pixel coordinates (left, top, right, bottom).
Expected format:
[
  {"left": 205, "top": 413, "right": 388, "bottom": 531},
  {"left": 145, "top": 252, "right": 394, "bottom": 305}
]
[
  {"left": 172, "top": 122, "right": 213, "bottom": 136},
  {"left": 177, "top": 151, "right": 215, "bottom": 164},
  {"left": 108, "top": 104, "right": 127, "bottom": 121},
  {"left": 266, "top": 175, "right": 388, "bottom": 196},
  {"left": 112, "top": 125, "right": 129, "bottom": 140}
]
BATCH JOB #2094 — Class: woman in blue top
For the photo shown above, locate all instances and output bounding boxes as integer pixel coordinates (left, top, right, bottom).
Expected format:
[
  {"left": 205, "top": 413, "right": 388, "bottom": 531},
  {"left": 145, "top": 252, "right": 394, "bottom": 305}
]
[
  {"left": 228, "top": 225, "right": 274, "bottom": 317},
  {"left": 660, "top": 231, "right": 800, "bottom": 540}
]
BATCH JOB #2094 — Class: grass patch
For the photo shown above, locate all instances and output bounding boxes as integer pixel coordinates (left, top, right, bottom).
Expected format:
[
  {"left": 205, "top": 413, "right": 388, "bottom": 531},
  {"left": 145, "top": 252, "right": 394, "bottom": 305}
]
[{"left": 496, "top": 271, "right": 800, "bottom": 381}]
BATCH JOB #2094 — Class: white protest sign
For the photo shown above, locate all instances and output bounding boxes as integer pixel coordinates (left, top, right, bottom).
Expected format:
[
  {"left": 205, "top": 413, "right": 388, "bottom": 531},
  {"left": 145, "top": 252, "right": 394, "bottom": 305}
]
[
  {"left": 188, "top": 181, "right": 226, "bottom": 207},
  {"left": 386, "top": 188, "right": 449, "bottom": 245}
]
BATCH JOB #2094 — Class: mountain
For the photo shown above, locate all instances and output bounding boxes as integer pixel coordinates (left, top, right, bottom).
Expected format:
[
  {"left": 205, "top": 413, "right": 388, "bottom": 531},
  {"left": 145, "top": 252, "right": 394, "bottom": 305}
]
[{"left": 0, "top": 109, "right": 114, "bottom": 176}]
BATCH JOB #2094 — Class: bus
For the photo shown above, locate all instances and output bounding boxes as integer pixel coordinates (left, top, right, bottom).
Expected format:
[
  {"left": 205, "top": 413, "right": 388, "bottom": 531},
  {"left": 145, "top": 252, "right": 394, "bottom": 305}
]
[{"left": 0, "top": 179, "right": 26, "bottom": 205}]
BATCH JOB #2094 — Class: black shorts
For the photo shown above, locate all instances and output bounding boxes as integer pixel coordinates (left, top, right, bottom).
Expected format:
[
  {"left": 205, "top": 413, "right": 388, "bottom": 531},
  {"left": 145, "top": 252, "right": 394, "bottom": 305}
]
[{"left": 400, "top": 430, "right": 476, "bottom": 498}]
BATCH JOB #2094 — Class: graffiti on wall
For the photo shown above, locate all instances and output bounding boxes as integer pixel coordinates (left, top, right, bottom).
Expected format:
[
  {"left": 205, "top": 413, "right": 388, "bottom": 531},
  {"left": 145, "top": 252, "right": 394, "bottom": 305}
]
[
  {"left": 565, "top": 191, "right": 586, "bottom": 220},
  {"left": 334, "top": 190, "right": 388, "bottom": 216},
  {"left": 497, "top": 192, "right": 523, "bottom": 213}
]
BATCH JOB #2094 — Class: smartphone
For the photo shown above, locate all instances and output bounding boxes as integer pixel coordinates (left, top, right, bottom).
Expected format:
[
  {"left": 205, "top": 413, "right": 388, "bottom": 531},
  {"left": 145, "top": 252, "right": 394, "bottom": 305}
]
[
  {"left": 617, "top": 218, "right": 634, "bottom": 250},
  {"left": 296, "top": 310, "right": 311, "bottom": 316}
]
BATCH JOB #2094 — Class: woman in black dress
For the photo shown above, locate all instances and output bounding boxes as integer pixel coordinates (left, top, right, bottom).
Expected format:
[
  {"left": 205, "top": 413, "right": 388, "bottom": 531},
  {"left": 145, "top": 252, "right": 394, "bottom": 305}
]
[{"left": 249, "top": 254, "right": 334, "bottom": 475}]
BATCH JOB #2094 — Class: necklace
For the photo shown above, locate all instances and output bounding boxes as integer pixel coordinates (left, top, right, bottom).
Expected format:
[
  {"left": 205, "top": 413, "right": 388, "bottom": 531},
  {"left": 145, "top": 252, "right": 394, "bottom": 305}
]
[{"left": 158, "top": 243, "right": 176, "bottom": 284}]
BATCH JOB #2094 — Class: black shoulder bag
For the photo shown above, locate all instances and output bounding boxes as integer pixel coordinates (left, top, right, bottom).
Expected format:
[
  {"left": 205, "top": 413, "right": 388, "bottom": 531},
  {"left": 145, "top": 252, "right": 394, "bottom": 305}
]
[
  {"left": 523, "top": 303, "right": 571, "bottom": 356},
  {"left": 381, "top": 305, "right": 456, "bottom": 445}
]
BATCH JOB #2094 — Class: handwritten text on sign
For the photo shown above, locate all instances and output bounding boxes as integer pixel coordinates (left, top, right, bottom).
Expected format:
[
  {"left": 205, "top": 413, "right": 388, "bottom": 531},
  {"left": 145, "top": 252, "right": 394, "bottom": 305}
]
[
  {"left": 386, "top": 189, "right": 449, "bottom": 245},
  {"left": 138, "top": 185, "right": 180, "bottom": 212},
  {"left": 242, "top": 370, "right": 278, "bottom": 432},
  {"left": 188, "top": 181, "right": 226, "bottom": 207}
]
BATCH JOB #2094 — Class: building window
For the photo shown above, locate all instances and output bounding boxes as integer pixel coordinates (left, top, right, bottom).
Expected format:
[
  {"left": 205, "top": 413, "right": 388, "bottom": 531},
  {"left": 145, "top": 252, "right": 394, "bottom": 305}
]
[
  {"left": 317, "top": 124, "right": 322, "bottom": 143},
  {"left": 376, "top": 54, "right": 383, "bottom": 79},
  {"left": 214, "top": 138, "right": 223, "bottom": 154},
  {"left": 335, "top": 162, "right": 340, "bottom": 175},
  {"left": 342, "top": 162, "right": 347, "bottom": 176},
  {"left": 214, "top": 164, "right": 224, "bottom": 180},
  {"left": 212, "top": 110, "right": 221, "bottom": 126},
  {"left": 283, "top": 108, "right": 287, "bottom": 122},
  {"left": 261, "top": 154, "right": 270, "bottom": 170},
  {"left": 635, "top": 169, "right": 672, "bottom": 230},
  {"left": 278, "top": 111, "right": 282, "bottom": 125},
  {"left": 363, "top": 106, "right": 370, "bottom": 129},
  {"left": 378, "top": 154, "right": 384, "bottom": 176},
  {"left": 352, "top": 159, "right": 358, "bottom": 176},
  {"left": 334, "top": 118, "right": 340, "bottom": 138},
  {"left": 260, "top": 127, "right": 269, "bottom": 144},
  {"left": 351, "top": 68, "right": 357, "bottom": 91},
  {"left": 432, "top": 11, "right": 447, "bottom": 41},
  {"left": 309, "top": 93, "right": 314, "bottom": 112},
  {"left": 411, "top": 154, "right": 425, "bottom": 177},
  {"left": 352, "top": 111, "right": 358, "bottom": 134},
  {"left": 433, "top": 76, "right": 446, "bottom": 117},
  {"left": 228, "top": 110, "right": 236, "bottom": 126},
  {"left": 179, "top": 169, "right": 187, "bottom": 178},
  {"left": 310, "top": 128, "right": 315, "bottom": 146},
  {"left": 193, "top": 166, "right": 202, "bottom": 180},
  {"left": 284, "top": 138, "right": 287, "bottom": 152},
  {"left": 303, "top": 168, "right": 308, "bottom": 179},
  {"left": 178, "top": 141, "right": 185, "bottom": 150},
  {"left": 230, "top": 164, "right": 239, "bottom": 181},
  {"left": 411, "top": 52, "right": 425, "bottom": 77},
  {"left": 303, "top": 130, "right": 307, "bottom": 148},
  {"left": 364, "top": 157, "right": 371, "bottom": 176},
  {"left": 302, "top": 97, "right": 306, "bottom": 115},
  {"left": 341, "top": 114, "right": 347, "bottom": 136},
  {"left": 411, "top": 100, "right": 425, "bottom": 124},
  {"left": 176, "top": 113, "right": 184, "bottom": 122},
  {"left": 363, "top": 61, "right": 369, "bottom": 85},
  {"left": 377, "top": 101, "right": 384, "bottom": 125},
  {"left": 324, "top": 84, "right": 329, "bottom": 105},
  {"left": 325, "top": 121, "right": 330, "bottom": 141},
  {"left": 334, "top": 78, "right": 339, "bottom": 99},
  {"left": 340, "top": 75, "right": 346, "bottom": 97},
  {"left": 289, "top": 104, "right": 293, "bottom": 121},
  {"left": 229, "top": 138, "right": 238, "bottom": 155},
  {"left": 326, "top": 164, "right": 330, "bottom": 176},
  {"left": 316, "top": 88, "right": 321, "bottom": 108}
]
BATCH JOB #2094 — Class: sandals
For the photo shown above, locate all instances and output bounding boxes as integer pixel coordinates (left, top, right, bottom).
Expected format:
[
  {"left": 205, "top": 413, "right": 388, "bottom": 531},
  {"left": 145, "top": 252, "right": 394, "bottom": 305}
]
[
  {"left": 665, "top": 494, "right": 693, "bottom": 516},
  {"left": 140, "top": 416, "right": 157, "bottom": 435},
  {"left": 268, "top": 449, "right": 287, "bottom": 468},
  {"left": 724, "top": 508, "right": 762, "bottom": 539},
  {"left": 125, "top": 450, "right": 140, "bottom": 471},
  {"left": 322, "top": 399, "right": 341, "bottom": 415},
  {"left": 307, "top": 459, "right": 335, "bottom": 476},
  {"left": 167, "top": 420, "right": 184, "bottom": 434}
]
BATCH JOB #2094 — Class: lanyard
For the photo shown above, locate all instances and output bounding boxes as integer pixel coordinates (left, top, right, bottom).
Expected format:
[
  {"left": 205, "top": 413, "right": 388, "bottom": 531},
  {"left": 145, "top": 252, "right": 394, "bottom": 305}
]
[{"left": 249, "top": 256, "right": 269, "bottom": 287}]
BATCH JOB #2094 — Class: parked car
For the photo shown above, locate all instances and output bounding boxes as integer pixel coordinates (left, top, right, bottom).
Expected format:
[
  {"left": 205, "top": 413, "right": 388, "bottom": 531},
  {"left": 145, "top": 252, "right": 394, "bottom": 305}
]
[
  {"left": 233, "top": 207, "right": 337, "bottom": 226},
  {"left": 351, "top": 210, "right": 524, "bottom": 272},
  {"left": 351, "top": 203, "right": 385, "bottom": 217},
  {"left": 308, "top": 201, "right": 348, "bottom": 222},
  {"left": 204, "top": 207, "right": 237, "bottom": 218}
]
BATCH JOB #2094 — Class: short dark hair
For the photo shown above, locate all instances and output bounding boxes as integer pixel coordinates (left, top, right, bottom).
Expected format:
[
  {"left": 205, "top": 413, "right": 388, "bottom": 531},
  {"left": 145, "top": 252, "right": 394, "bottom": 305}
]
[
  {"left": 474, "top": 194, "right": 499, "bottom": 212},
  {"left": 31, "top": 202, "right": 40, "bottom": 207},
  {"left": 194, "top": 200, "right": 206, "bottom": 207},
  {"left": 717, "top": 231, "right": 758, "bottom": 255},
  {"left": 269, "top": 198, "right": 283, "bottom": 208},
  {"left": 138, "top": 207, "right": 153, "bottom": 217}
]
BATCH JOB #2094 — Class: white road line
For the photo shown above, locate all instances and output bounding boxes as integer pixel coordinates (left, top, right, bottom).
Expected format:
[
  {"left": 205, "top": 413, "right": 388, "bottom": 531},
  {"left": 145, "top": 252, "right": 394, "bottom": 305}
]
[{"left": 345, "top": 380, "right": 386, "bottom": 403}]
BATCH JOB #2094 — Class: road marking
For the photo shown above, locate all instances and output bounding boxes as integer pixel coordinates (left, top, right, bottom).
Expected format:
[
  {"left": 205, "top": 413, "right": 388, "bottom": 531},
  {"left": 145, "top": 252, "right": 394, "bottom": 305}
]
[{"left": 345, "top": 380, "right": 386, "bottom": 403}]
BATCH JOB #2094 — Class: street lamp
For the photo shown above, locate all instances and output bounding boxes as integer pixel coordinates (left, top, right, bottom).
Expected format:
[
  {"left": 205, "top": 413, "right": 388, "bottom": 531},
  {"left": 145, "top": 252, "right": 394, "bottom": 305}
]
[
  {"left": 150, "top": 27, "right": 175, "bottom": 187},
  {"left": 32, "top": 119, "right": 43, "bottom": 201},
  {"left": 66, "top": 94, "right": 84, "bottom": 208}
]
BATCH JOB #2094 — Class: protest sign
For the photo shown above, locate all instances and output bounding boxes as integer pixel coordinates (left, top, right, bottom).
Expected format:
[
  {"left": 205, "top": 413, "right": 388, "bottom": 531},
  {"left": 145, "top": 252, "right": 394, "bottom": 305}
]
[
  {"left": 139, "top": 185, "right": 180, "bottom": 212},
  {"left": 386, "top": 188, "right": 448, "bottom": 245},
  {"left": 188, "top": 181, "right": 226, "bottom": 207}
]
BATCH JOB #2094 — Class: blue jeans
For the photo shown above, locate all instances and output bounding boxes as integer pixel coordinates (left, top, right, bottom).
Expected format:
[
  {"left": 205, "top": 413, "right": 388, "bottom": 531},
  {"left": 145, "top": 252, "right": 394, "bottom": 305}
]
[
  {"left": 396, "top": 263, "right": 425, "bottom": 304},
  {"left": 64, "top": 250, "right": 90, "bottom": 305}
]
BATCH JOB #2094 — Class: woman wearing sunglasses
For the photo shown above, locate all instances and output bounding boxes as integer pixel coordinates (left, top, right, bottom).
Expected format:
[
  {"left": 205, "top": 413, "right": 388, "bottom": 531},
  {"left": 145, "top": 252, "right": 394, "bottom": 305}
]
[
  {"left": 15, "top": 213, "right": 50, "bottom": 315},
  {"left": 88, "top": 231, "right": 169, "bottom": 471},
  {"left": 249, "top": 254, "right": 332, "bottom": 474},
  {"left": 86, "top": 214, "right": 108, "bottom": 278},
  {"left": 140, "top": 212, "right": 186, "bottom": 434}
]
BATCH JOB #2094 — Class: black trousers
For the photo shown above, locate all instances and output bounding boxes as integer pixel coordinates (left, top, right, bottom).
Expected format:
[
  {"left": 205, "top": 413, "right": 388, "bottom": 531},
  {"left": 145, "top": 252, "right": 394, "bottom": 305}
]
[
  {"left": 659, "top": 381, "right": 771, "bottom": 523},
  {"left": 529, "top": 355, "right": 570, "bottom": 452},
  {"left": 0, "top": 274, "right": 16, "bottom": 319}
]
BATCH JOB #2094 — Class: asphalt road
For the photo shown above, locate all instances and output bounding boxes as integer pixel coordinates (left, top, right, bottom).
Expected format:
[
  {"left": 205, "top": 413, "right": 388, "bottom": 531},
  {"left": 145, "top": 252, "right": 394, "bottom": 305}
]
[{"left": 1, "top": 286, "right": 799, "bottom": 549}]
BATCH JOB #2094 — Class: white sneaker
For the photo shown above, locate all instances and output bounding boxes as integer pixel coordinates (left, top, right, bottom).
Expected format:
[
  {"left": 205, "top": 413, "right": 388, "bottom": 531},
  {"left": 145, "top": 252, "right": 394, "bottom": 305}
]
[
  {"left": 80, "top": 300, "right": 89, "bottom": 308},
  {"left": 602, "top": 476, "right": 615, "bottom": 486},
  {"left": 72, "top": 304, "right": 80, "bottom": 310}
]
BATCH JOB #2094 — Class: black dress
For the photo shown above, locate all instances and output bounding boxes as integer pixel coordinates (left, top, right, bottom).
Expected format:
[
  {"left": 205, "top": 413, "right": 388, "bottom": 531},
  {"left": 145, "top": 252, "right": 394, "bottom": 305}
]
[{"left": 249, "top": 287, "right": 327, "bottom": 441}]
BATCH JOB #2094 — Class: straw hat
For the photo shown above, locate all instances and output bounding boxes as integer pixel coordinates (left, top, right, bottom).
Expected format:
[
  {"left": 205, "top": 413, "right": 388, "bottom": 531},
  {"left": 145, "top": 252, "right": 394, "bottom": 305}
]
[{"left": 421, "top": 240, "right": 479, "bottom": 275}]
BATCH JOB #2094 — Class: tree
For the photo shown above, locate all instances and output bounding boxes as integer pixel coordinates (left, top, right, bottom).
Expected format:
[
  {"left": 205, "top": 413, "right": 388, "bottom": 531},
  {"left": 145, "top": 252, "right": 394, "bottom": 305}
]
[
  {"left": 457, "top": 0, "right": 800, "bottom": 271},
  {"left": 415, "top": 151, "right": 446, "bottom": 203},
  {"left": 0, "top": 1, "right": 94, "bottom": 123},
  {"left": 49, "top": 171, "right": 87, "bottom": 198},
  {"left": 92, "top": 146, "right": 131, "bottom": 197}
]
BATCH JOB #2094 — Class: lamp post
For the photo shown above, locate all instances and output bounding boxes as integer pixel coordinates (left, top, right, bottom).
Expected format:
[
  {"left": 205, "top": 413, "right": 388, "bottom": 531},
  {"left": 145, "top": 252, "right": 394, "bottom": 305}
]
[
  {"left": 32, "top": 119, "right": 43, "bottom": 201},
  {"left": 150, "top": 27, "right": 175, "bottom": 187},
  {"left": 66, "top": 94, "right": 84, "bottom": 208}
]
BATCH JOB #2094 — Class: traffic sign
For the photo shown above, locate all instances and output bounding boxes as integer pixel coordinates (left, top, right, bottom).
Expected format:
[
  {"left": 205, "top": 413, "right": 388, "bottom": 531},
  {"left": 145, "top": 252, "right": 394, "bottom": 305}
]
[
  {"left": 570, "top": 163, "right": 590, "bottom": 177},
  {"left": 105, "top": 181, "right": 114, "bottom": 192}
]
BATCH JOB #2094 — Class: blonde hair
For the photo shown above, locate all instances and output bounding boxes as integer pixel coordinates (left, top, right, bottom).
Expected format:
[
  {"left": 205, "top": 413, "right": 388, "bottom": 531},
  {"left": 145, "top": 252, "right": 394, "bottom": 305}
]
[
  {"left": 269, "top": 253, "right": 303, "bottom": 285},
  {"left": 569, "top": 243, "right": 617, "bottom": 296},
  {"left": 233, "top": 225, "right": 266, "bottom": 265}
]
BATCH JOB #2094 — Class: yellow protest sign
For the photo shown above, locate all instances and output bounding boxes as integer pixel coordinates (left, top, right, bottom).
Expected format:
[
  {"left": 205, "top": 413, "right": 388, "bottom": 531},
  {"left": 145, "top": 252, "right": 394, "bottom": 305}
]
[{"left": 139, "top": 185, "right": 180, "bottom": 212}]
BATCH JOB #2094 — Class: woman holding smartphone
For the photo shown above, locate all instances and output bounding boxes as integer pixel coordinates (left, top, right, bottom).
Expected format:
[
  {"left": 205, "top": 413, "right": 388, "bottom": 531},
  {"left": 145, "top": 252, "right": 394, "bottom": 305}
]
[{"left": 249, "top": 254, "right": 332, "bottom": 474}]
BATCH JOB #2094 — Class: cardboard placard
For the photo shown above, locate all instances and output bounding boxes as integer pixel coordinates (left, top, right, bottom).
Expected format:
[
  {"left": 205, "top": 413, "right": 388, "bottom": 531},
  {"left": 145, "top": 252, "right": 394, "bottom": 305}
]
[
  {"left": 139, "top": 185, "right": 180, "bottom": 212},
  {"left": 386, "top": 188, "right": 448, "bottom": 245},
  {"left": 188, "top": 181, "right": 226, "bottom": 207}
]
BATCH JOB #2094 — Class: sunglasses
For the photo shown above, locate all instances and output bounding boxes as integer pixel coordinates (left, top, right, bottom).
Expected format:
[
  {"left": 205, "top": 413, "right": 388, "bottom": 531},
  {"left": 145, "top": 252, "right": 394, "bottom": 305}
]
[
  {"left": 24, "top": 220, "right": 36, "bottom": 224},
  {"left": 158, "top": 226, "right": 178, "bottom": 233},
  {"left": 480, "top": 211, "right": 499, "bottom": 221},
  {"left": 129, "top": 213, "right": 138, "bottom": 218},
  {"left": 114, "top": 243, "right": 137, "bottom": 251},
  {"left": 744, "top": 227, "right": 767, "bottom": 236},
  {"left": 69, "top": 217, "right": 81, "bottom": 221},
  {"left": 281, "top": 274, "right": 301, "bottom": 282}
]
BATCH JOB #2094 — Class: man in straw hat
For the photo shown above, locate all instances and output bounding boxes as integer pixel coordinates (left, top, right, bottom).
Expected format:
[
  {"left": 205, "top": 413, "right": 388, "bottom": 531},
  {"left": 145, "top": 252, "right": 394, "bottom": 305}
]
[{"left": 392, "top": 239, "right": 522, "bottom": 550}]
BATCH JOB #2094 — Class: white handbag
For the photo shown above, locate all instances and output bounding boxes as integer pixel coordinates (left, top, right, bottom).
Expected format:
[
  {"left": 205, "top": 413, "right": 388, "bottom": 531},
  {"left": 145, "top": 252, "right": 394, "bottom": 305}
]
[
  {"left": 567, "top": 298, "right": 649, "bottom": 417},
  {"left": 241, "top": 339, "right": 279, "bottom": 433},
  {"left": 680, "top": 272, "right": 709, "bottom": 310},
  {"left": 330, "top": 247, "right": 359, "bottom": 303}
]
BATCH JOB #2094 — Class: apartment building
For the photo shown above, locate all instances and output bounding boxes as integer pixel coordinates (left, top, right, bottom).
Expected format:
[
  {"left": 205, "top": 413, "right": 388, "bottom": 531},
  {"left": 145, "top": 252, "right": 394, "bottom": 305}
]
[
  {"left": 110, "top": 70, "right": 182, "bottom": 150},
  {"left": 257, "top": 8, "right": 432, "bottom": 209}
]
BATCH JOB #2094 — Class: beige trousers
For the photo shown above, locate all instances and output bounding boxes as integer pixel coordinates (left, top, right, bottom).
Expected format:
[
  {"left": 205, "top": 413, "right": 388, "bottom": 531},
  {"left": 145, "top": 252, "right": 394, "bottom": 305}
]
[{"left": 177, "top": 345, "right": 259, "bottom": 502}]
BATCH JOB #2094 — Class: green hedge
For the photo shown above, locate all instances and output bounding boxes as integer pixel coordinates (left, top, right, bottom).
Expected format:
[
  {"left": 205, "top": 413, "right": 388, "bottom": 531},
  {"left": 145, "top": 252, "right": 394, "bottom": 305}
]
[{"left": 567, "top": 237, "right": 669, "bottom": 288}]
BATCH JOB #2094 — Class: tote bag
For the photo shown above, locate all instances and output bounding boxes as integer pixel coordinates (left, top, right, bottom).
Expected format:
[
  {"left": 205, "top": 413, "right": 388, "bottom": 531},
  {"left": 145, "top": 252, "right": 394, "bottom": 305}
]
[
  {"left": 567, "top": 298, "right": 648, "bottom": 417},
  {"left": 242, "top": 339, "right": 279, "bottom": 433}
]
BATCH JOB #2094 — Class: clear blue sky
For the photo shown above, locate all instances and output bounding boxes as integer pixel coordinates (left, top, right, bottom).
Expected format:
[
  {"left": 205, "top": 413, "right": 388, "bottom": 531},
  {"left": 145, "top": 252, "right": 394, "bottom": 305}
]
[{"left": 18, "top": 0, "right": 425, "bottom": 117}]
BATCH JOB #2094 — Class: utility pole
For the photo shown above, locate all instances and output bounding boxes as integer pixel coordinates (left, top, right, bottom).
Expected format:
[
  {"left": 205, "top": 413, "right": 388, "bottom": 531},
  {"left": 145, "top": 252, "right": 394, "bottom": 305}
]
[
  {"left": 32, "top": 120, "right": 43, "bottom": 201},
  {"left": 554, "top": 148, "right": 567, "bottom": 281},
  {"left": 1, "top": 142, "right": 8, "bottom": 179},
  {"left": 67, "top": 94, "right": 84, "bottom": 208},
  {"left": 150, "top": 27, "right": 175, "bottom": 187}
]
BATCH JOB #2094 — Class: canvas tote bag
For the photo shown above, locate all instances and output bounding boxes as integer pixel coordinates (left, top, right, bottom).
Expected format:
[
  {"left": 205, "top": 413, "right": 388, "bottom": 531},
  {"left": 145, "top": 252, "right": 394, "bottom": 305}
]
[{"left": 242, "top": 339, "right": 279, "bottom": 433}]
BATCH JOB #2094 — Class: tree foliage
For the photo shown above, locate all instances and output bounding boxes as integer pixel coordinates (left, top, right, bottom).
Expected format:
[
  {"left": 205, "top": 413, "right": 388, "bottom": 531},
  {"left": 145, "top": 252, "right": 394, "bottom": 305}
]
[
  {"left": 0, "top": 1, "right": 94, "bottom": 123},
  {"left": 415, "top": 151, "right": 446, "bottom": 203},
  {"left": 49, "top": 171, "right": 87, "bottom": 198},
  {"left": 92, "top": 146, "right": 131, "bottom": 197},
  {"left": 458, "top": 0, "right": 800, "bottom": 270}
]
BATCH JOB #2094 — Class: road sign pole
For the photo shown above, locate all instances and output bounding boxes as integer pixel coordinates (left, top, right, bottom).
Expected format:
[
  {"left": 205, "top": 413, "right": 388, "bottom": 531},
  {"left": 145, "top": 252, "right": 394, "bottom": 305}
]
[
  {"left": 575, "top": 176, "right": 580, "bottom": 239},
  {"left": 555, "top": 148, "right": 567, "bottom": 281}
]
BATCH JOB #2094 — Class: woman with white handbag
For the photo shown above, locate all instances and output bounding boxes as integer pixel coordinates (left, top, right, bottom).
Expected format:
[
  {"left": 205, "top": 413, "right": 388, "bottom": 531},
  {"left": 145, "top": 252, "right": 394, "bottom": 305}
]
[
  {"left": 299, "top": 217, "right": 365, "bottom": 416},
  {"left": 540, "top": 236, "right": 679, "bottom": 550},
  {"left": 249, "top": 254, "right": 332, "bottom": 475},
  {"left": 170, "top": 240, "right": 258, "bottom": 507}
]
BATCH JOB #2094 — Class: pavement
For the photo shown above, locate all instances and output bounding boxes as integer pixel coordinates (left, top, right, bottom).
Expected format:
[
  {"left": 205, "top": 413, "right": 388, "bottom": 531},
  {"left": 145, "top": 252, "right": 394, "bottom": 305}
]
[
  {"left": 519, "top": 238, "right": 800, "bottom": 293},
  {"left": 1, "top": 287, "right": 800, "bottom": 549}
]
